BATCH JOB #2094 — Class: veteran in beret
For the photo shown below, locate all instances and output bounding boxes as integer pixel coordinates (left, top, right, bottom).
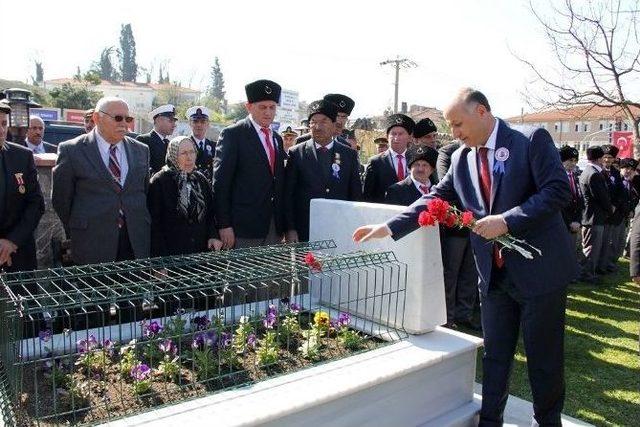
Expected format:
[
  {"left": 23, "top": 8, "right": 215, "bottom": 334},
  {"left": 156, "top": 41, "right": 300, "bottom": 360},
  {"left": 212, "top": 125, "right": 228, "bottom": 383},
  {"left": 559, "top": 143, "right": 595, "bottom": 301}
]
[
  {"left": 599, "top": 144, "right": 628, "bottom": 273},
  {"left": 213, "top": 79, "right": 287, "bottom": 249},
  {"left": 413, "top": 118, "right": 439, "bottom": 149},
  {"left": 558, "top": 146, "right": 584, "bottom": 252},
  {"left": 362, "top": 113, "right": 415, "bottom": 203},
  {"left": 186, "top": 106, "right": 216, "bottom": 180},
  {"left": 0, "top": 102, "right": 45, "bottom": 272},
  {"left": 136, "top": 104, "right": 177, "bottom": 174},
  {"left": 384, "top": 145, "right": 438, "bottom": 206},
  {"left": 284, "top": 100, "right": 362, "bottom": 242}
]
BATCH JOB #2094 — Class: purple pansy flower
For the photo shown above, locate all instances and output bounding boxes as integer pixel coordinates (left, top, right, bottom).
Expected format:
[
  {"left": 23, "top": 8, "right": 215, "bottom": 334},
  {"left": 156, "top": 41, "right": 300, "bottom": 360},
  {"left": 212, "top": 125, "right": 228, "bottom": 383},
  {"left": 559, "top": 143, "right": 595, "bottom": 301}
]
[
  {"left": 144, "top": 321, "right": 163, "bottom": 338},
  {"left": 192, "top": 330, "right": 217, "bottom": 350},
  {"left": 247, "top": 333, "right": 257, "bottom": 348},
  {"left": 103, "top": 339, "right": 115, "bottom": 356},
  {"left": 337, "top": 312, "right": 350, "bottom": 327},
  {"left": 130, "top": 363, "right": 151, "bottom": 381},
  {"left": 158, "top": 339, "right": 177, "bottom": 355},
  {"left": 77, "top": 335, "right": 98, "bottom": 353},
  {"left": 219, "top": 332, "right": 233, "bottom": 349},
  {"left": 39, "top": 329, "right": 52, "bottom": 342},
  {"left": 289, "top": 303, "right": 302, "bottom": 314},
  {"left": 263, "top": 304, "right": 278, "bottom": 329},
  {"left": 191, "top": 315, "right": 211, "bottom": 331}
]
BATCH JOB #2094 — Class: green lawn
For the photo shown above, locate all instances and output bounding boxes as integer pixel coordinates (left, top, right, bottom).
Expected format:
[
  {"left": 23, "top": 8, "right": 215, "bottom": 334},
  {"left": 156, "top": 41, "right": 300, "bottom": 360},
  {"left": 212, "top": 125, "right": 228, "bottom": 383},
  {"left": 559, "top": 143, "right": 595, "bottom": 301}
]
[{"left": 470, "top": 259, "right": 640, "bottom": 427}]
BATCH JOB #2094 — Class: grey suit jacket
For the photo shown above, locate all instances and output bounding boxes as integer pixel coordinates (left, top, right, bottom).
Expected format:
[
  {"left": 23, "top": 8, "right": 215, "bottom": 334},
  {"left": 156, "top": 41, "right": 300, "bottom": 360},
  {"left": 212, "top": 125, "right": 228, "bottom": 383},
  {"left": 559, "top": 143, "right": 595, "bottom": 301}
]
[{"left": 52, "top": 130, "right": 151, "bottom": 265}]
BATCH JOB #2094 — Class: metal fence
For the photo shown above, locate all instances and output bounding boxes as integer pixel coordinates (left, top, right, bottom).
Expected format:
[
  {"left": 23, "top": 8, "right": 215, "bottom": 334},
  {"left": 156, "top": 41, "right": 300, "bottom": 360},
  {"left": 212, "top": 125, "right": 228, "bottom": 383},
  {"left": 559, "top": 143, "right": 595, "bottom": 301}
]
[{"left": 0, "top": 240, "right": 407, "bottom": 426}]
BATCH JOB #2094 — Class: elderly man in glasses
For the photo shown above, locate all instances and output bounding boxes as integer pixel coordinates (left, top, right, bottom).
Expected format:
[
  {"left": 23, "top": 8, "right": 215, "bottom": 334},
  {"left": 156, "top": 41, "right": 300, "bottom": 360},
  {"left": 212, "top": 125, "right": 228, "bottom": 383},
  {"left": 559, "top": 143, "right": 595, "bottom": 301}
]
[{"left": 52, "top": 96, "right": 151, "bottom": 265}]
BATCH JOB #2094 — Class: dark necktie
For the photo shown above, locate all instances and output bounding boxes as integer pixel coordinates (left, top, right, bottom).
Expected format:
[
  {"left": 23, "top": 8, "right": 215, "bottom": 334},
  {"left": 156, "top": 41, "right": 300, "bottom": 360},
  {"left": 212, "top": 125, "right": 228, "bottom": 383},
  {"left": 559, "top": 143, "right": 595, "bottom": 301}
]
[
  {"left": 479, "top": 147, "right": 504, "bottom": 268},
  {"left": 568, "top": 172, "right": 577, "bottom": 200},
  {"left": 108, "top": 145, "right": 126, "bottom": 228},
  {"left": 162, "top": 138, "right": 169, "bottom": 145}
]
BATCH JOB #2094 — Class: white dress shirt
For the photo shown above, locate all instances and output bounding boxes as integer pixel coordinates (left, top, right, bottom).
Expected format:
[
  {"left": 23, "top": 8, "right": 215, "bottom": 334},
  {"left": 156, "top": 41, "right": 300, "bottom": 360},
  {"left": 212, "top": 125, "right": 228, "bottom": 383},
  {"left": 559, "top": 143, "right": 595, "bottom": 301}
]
[
  {"left": 249, "top": 116, "right": 276, "bottom": 162},
  {"left": 411, "top": 175, "right": 431, "bottom": 194},
  {"left": 96, "top": 130, "right": 128, "bottom": 186},
  {"left": 314, "top": 140, "right": 335, "bottom": 151},
  {"left": 25, "top": 139, "right": 46, "bottom": 154},
  {"left": 388, "top": 148, "right": 408, "bottom": 176},
  {"left": 476, "top": 118, "right": 499, "bottom": 173}
]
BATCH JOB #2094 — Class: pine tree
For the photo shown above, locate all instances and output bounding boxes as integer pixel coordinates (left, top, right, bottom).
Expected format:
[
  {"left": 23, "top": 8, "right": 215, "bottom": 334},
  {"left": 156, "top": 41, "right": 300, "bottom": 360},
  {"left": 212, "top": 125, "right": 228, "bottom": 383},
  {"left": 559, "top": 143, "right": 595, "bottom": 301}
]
[
  {"left": 207, "top": 57, "right": 227, "bottom": 110},
  {"left": 74, "top": 66, "right": 82, "bottom": 81},
  {"left": 33, "top": 61, "right": 44, "bottom": 85},
  {"left": 94, "top": 47, "right": 118, "bottom": 81},
  {"left": 119, "top": 24, "right": 138, "bottom": 82}
]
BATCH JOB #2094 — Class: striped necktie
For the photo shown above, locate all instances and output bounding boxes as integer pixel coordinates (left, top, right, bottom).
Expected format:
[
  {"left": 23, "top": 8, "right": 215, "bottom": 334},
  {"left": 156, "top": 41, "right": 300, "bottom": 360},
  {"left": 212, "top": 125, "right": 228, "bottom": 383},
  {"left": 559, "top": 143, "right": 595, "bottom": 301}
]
[{"left": 108, "top": 145, "right": 126, "bottom": 228}]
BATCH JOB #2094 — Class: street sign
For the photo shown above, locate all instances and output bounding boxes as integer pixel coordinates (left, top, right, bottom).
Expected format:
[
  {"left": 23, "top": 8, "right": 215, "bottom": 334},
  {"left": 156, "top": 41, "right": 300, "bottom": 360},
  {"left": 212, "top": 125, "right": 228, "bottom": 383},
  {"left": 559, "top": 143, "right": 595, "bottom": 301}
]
[{"left": 30, "top": 107, "right": 61, "bottom": 121}]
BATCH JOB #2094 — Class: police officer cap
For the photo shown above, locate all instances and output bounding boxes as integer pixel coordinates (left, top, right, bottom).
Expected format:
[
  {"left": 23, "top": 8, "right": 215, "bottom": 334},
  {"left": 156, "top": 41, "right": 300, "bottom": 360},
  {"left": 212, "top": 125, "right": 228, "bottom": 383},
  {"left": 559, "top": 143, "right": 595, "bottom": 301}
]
[
  {"left": 308, "top": 99, "right": 338, "bottom": 122},
  {"left": 600, "top": 144, "right": 619, "bottom": 157},
  {"left": 385, "top": 114, "right": 415, "bottom": 135},
  {"left": 413, "top": 118, "right": 438, "bottom": 138},
  {"left": 374, "top": 137, "right": 388, "bottom": 145},
  {"left": 586, "top": 146, "right": 605, "bottom": 161},
  {"left": 558, "top": 145, "right": 579, "bottom": 162},
  {"left": 619, "top": 158, "right": 638, "bottom": 169},
  {"left": 0, "top": 101, "right": 11, "bottom": 114},
  {"left": 323, "top": 94, "right": 355, "bottom": 115},
  {"left": 186, "top": 106, "right": 210, "bottom": 120},
  {"left": 407, "top": 145, "right": 438, "bottom": 169},
  {"left": 149, "top": 104, "right": 176, "bottom": 121},
  {"left": 282, "top": 126, "right": 298, "bottom": 136},
  {"left": 245, "top": 79, "right": 281, "bottom": 103}
]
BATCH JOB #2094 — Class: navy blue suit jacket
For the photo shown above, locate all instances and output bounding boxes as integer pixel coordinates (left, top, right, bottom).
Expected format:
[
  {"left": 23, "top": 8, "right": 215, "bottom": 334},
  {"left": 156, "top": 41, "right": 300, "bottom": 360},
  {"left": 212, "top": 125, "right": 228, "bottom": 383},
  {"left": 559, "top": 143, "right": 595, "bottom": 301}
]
[{"left": 387, "top": 120, "right": 577, "bottom": 297}]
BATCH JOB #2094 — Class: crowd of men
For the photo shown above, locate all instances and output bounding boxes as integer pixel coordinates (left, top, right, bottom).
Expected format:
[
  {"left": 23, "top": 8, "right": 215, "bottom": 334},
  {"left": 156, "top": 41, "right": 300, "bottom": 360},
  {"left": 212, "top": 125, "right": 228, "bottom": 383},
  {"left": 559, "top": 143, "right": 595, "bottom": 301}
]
[{"left": 0, "top": 79, "right": 638, "bottom": 330}]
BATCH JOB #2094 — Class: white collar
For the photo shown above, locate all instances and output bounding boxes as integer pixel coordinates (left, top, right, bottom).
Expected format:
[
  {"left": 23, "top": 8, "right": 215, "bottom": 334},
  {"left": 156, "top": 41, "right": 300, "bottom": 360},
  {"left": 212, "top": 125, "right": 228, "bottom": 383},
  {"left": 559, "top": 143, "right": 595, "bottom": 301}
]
[
  {"left": 589, "top": 162, "right": 603, "bottom": 172},
  {"left": 388, "top": 148, "right": 407, "bottom": 157},
  {"left": 152, "top": 129, "right": 169, "bottom": 140},
  {"left": 314, "top": 140, "right": 334, "bottom": 150},
  {"left": 480, "top": 118, "right": 499, "bottom": 151},
  {"left": 25, "top": 139, "right": 44, "bottom": 151},
  {"left": 411, "top": 174, "right": 430, "bottom": 190},
  {"left": 95, "top": 129, "right": 122, "bottom": 150},
  {"left": 249, "top": 116, "right": 271, "bottom": 134}
]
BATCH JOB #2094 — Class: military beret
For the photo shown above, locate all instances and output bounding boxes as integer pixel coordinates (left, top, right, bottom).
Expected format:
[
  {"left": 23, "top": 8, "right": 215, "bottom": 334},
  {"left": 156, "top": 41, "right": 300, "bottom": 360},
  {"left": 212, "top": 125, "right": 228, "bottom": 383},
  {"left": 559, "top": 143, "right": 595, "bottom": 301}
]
[
  {"left": 186, "top": 106, "right": 210, "bottom": 120},
  {"left": 619, "top": 158, "right": 638, "bottom": 169},
  {"left": 385, "top": 114, "right": 415, "bottom": 135},
  {"left": 323, "top": 94, "right": 355, "bottom": 115},
  {"left": 407, "top": 145, "right": 439, "bottom": 169},
  {"left": 413, "top": 118, "right": 438, "bottom": 138},
  {"left": 149, "top": 104, "right": 176, "bottom": 121},
  {"left": 586, "top": 146, "right": 605, "bottom": 161},
  {"left": 559, "top": 145, "right": 579, "bottom": 162},
  {"left": 0, "top": 101, "right": 11, "bottom": 114},
  {"left": 600, "top": 144, "right": 619, "bottom": 157},
  {"left": 308, "top": 99, "right": 338, "bottom": 122},
  {"left": 245, "top": 79, "right": 281, "bottom": 103}
]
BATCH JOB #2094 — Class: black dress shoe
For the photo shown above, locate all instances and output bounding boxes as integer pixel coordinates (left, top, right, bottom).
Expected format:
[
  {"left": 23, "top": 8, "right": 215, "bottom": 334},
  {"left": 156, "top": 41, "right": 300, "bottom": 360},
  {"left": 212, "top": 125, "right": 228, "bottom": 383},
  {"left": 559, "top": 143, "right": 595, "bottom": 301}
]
[
  {"left": 457, "top": 319, "right": 483, "bottom": 332},
  {"left": 443, "top": 322, "right": 459, "bottom": 330}
]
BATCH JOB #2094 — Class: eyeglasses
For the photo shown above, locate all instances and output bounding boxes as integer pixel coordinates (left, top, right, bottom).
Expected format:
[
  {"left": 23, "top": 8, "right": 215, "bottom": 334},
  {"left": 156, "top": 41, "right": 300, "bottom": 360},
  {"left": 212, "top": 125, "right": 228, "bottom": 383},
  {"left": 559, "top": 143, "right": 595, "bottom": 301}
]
[{"left": 99, "top": 110, "right": 134, "bottom": 123}]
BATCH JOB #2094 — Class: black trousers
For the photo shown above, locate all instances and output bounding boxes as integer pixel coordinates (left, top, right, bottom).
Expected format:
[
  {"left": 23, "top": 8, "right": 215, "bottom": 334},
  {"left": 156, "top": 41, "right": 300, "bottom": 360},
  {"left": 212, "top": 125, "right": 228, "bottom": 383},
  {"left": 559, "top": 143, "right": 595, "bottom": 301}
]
[{"left": 479, "top": 266, "right": 567, "bottom": 427}]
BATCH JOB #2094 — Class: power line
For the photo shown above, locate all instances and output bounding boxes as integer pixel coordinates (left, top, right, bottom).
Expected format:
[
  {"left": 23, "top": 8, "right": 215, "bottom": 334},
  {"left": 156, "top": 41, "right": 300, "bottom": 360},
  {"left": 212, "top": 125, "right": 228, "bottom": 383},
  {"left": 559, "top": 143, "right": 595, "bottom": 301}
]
[{"left": 379, "top": 57, "right": 417, "bottom": 113}]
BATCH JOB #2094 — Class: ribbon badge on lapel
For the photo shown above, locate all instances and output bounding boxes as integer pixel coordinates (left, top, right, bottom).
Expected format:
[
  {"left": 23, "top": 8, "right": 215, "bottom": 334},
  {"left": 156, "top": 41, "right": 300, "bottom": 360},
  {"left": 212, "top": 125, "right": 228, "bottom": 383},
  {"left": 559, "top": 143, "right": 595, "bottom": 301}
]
[
  {"left": 15, "top": 173, "right": 26, "bottom": 194},
  {"left": 494, "top": 147, "right": 509, "bottom": 175},
  {"left": 206, "top": 145, "right": 212, "bottom": 155},
  {"left": 332, "top": 152, "right": 341, "bottom": 179}
]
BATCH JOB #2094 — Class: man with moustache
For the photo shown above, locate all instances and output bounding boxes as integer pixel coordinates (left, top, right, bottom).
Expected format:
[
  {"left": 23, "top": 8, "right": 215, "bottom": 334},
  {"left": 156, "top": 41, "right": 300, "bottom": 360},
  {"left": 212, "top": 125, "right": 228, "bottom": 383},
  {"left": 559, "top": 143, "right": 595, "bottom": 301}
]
[
  {"left": 295, "top": 93, "right": 355, "bottom": 146},
  {"left": 284, "top": 100, "right": 362, "bottom": 242},
  {"left": 52, "top": 97, "right": 151, "bottom": 264},
  {"left": 384, "top": 145, "right": 438, "bottom": 206},
  {"left": 413, "top": 118, "right": 439, "bottom": 149},
  {"left": 213, "top": 79, "right": 286, "bottom": 249},
  {"left": 186, "top": 106, "right": 216, "bottom": 180},
  {"left": 363, "top": 114, "right": 415, "bottom": 203},
  {"left": 23, "top": 116, "right": 57, "bottom": 154},
  {"left": 136, "top": 104, "right": 177, "bottom": 174},
  {"left": 0, "top": 102, "right": 45, "bottom": 272},
  {"left": 353, "top": 88, "right": 575, "bottom": 426},
  {"left": 83, "top": 109, "right": 96, "bottom": 133}
]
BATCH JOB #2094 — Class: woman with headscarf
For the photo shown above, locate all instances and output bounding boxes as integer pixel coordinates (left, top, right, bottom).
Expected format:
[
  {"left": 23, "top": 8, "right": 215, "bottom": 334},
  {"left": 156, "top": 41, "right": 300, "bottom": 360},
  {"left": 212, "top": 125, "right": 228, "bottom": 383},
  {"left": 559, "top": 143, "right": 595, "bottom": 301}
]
[{"left": 148, "top": 136, "right": 222, "bottom": 257}]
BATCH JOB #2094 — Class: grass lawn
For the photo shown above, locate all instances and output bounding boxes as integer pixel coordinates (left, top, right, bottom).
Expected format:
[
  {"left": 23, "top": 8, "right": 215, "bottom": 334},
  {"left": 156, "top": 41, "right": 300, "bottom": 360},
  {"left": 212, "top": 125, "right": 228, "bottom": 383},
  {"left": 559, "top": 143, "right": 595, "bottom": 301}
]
[{"left": 469, "top": 259, "right": 640, "bottom": 427}]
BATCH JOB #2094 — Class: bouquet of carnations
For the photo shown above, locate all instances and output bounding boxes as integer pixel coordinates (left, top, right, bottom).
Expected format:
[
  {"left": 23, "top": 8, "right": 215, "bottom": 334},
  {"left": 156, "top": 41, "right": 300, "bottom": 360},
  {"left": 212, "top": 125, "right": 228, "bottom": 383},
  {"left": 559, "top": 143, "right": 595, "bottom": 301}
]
[{"left": 418, "top": 198, "right": 542, "bottom": 260}]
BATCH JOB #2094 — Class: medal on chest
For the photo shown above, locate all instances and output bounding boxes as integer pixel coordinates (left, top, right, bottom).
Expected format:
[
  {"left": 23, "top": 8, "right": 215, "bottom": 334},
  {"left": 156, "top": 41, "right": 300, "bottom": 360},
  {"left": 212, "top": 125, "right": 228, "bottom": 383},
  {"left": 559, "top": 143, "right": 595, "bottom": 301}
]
[{"left": 15, "top": 173, "right": 26, "bottom": 194}]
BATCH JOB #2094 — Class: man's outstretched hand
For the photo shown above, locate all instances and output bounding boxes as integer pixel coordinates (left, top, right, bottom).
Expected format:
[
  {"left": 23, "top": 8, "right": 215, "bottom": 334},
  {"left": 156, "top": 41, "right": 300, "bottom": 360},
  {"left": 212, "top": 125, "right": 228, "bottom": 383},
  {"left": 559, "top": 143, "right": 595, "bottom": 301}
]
[{"left": 352, "top": 224, "right": 391, "bottom": 243}]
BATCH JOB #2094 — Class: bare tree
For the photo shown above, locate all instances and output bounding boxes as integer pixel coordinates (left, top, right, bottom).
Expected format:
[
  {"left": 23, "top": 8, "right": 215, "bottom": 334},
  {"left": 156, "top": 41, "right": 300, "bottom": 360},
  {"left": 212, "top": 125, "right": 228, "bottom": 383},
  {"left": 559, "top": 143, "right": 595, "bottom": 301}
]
[{"left": 517, "top": 0, "right": 640, "bottom": 152}]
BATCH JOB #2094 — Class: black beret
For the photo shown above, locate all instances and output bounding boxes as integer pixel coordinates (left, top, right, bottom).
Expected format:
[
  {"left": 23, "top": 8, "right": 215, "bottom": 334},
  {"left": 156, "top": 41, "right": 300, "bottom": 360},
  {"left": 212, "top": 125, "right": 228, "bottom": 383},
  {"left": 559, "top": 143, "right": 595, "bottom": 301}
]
[
  {"left": 323, "top": 94, "right": 355, "bottom": 115},
  {"left": 558, "top": 145, "right": 579, "bottom": 162},
  {"left": 245, "top": 79, "right": 281, "bottom": 103},
  {"left": 0, "top": 101, "right": 11, "bottom": 114},
  {"left": 413, "top": 118, "right": 438, "bottom": 138},
  {"left": 600, "top": 144, "right": 619, "bottom": 157},
  {"left": 619, "top": 158, "right": 638, "bottom": 169},
  {"left": 586, "top": 146, "right": 605, "bottom": 161},
  {"left": 385, "top": 114, "right": 415, "bottom": 135},
  {"left": 407, "top": 145, "right": 438, "bottom": 169},
  {"left": 308, "top": 99, "right": 338, "bottom": 122}
]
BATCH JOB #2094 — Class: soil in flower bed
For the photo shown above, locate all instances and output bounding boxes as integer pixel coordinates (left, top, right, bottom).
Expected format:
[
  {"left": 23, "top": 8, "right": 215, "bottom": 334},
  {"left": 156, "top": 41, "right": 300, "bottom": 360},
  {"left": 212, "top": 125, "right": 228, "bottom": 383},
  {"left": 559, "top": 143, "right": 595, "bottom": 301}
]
[{"left": 15, "top": 331, "right": 385, "bottom": 425}]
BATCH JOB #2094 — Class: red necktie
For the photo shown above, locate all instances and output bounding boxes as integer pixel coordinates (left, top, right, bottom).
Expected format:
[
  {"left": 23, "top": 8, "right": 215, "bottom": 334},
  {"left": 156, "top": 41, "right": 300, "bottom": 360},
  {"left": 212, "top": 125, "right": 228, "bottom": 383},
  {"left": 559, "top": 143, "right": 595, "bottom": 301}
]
[
  {"left": 396, "top": 154, "right": 405, "bottom": 181},
  {"left": 419, "top": 184, "right": 429, "bottom": 194},
  {"left": 568, "top": 172, "right": 577, "bottom": 200},
  {"left": 108, "top": 145, "right": 126, "bottom": 228},
  {"left": 478, "top": 147, "right": 504, "bottom": 268},
  {"left": 260, "top": 127, "right": 276, "bottom": 174}
]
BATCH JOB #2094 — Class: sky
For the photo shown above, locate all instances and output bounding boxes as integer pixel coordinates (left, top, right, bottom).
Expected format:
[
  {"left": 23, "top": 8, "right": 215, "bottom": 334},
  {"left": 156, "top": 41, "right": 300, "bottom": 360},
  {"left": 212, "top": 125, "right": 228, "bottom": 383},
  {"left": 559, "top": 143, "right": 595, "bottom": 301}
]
[{"left": 0, "top": 0, "right": 564, "bottom": 119}]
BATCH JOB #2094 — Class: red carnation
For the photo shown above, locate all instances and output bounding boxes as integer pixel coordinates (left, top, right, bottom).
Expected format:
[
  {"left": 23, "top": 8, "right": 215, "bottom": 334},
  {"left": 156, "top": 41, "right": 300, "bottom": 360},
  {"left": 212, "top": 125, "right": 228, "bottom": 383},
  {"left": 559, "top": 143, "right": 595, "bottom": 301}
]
[
  {"left": 304, "top": 252, "right": 322, "bottom": 272},
  {"left": 443, "top": 212, "right": 458, "bottom": 228},
  {"left": 418, "top": 211, "right": 436, "bottom": 227},
  {"left": 461, "top": 211, "right": 475, "bottom": 227},
  {"left": 427, "top": 198, "right": 450, "bottom": 222}
]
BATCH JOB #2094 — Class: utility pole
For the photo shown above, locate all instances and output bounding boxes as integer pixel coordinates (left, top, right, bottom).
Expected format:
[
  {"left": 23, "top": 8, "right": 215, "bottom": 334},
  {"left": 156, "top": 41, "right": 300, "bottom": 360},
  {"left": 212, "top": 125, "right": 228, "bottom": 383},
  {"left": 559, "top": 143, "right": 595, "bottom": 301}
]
[{"left": 380, "top": 56, "right": 417, "bottom": 113}]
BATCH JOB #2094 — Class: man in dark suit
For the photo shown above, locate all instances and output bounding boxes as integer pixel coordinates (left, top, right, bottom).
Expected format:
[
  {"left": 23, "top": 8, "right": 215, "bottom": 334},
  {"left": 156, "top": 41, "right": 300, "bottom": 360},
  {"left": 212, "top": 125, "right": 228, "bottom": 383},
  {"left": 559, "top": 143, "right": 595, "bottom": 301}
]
[
  {"left": 579, "top": 146, "right": 613, "bottom": 283},
  {"left": 385, "top": 145, "right": 437, "bottom": 206},
  {"left": 213, "top": 79, "right": 286, "bottom": 249},
  {"left": 136, "top": 104, "right": 176, "bottom": 174},
  {"left": 52, "top": 97, "right": 151, "bottom": 264},
  {"left": 295, "top": 93, "right": 355, "bottom": 146},
  {"left": 363, "top": 114, "right": 415, "bottom": 203},
  {"left": 284, "top": 100, "right": 362, "bottom": 242},
  {"left": 23, "top": 116, "right": 57, "bottom": 154},
  {"left": 558, "top": 146, "right": 584, "bottom": 254},
  {"left": 186, "top": 106, "right": 216, "bottom": 181},
  {"left": 413, "top": 118, "right": 439, "bottom": 149},
  {"left": 0, "top": 103, "right": 45, "bottom": 272},
  {"left": 354, "top": 88, "right": 575, "bottom": 426},
  {"left": 600, "top": 145, "right": 627, "bottom": 273}
]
